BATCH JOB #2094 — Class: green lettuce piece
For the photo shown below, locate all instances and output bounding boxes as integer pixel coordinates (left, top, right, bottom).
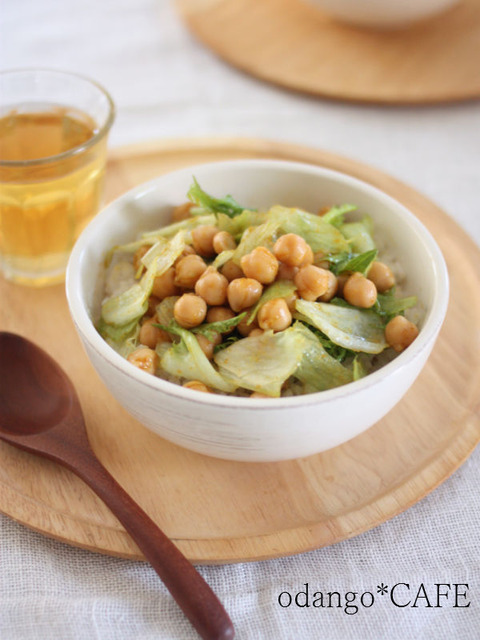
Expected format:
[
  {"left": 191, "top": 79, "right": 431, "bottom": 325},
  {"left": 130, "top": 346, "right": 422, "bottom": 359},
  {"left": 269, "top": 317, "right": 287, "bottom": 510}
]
[
  {"left": 295, "top": 299, "right": 388, "bottom": 354},
  {"left": 216, "top": 210, "right": 267, "bottom": 238},
  {"left": 353, "top": 355, "right": 369, "bottom": 381},
  {"left": 212, "top": 249, "right": 235, "bottom": 270},
  {"left": 213, "top": 327, "right": 308, "bottom": 397},
  {"left": 187, "top": 177, "right": 250, "bottom": 218},
  {"left": 160, "top": 323, "right": 237, "bottom": 393},
  {"left": 231, "top": 218, "right": 281, "bottom": 265},
  {"left": 247, "top": 280, "right": 297, "bottom": 325},
  {"left": 329, "top": 249, "right": 378, "bottom": 276},
  {"left": 340, "top": 216, "right": 376, "bottom": 253},
  {"left": 269, "top": 206, "right": 350, "bottom": 254},
  {"left": 155, "top": 296, "right": 180, "bottom": 326},
  {"left": 375, "top": 289, "right": 418, "bottom": 321},
  {"left": 292, "top": 323, "right": 353, "bottom": 392},
  {"left": 101, "top": 231, "right": 186, "bottom": 326},
  {"left": 191, "top": 313, "right": 246, "bottom": 340},
  {"left": 97, "top": 316, "right": 140, "bottom": 344},
  {"left": 141, "top": 214, "right": 216, "bottom": 240},
  {"left": 321, "top": 204, "right": 358, "bottom": 227}
]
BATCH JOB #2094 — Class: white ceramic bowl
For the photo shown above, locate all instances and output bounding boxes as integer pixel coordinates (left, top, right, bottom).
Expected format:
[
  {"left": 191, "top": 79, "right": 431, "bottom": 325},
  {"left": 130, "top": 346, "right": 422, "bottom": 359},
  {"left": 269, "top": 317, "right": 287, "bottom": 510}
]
[
  {"left": 66, "top": 160, "right": 449, "bottom": 462},
  {"left": 303, "top": 0, "right": 460, "bottom": 29}
]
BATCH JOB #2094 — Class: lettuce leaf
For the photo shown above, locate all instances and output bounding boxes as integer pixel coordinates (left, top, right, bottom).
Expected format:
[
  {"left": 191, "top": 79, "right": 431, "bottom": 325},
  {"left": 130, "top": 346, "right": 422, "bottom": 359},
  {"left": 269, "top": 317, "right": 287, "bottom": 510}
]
[
  {"left": 375, "top": 288, "right": 418, "bottom": 322},
  {"left": 269, "top": 206, "right": 350, "bottom": 254},
  {"left": 213, "top": 327, "right": 307, "bottom": 397},
  {"left": 216, "top": 209, "right": 267, "bottom": 238},
  {"left": 101, "top": 231, "right": 187, "bottom": 326},
  {"left": 321, "top": 204, "right": 358, "bottom": 227},
  {"left": 340, "top": 216, "right": 376, "bottom": 253},
  {"left": 187, "top": 177, "right": 250, "bottom": 218},
  {"left": 141, "top": 214, "right": 216, "bottom": 240},
  {"left": 328, "top": 249, "right": 378, "bottom": 276},
  {"left": 160, "top": 323, "right": 237, "bottom": 393},
  {"left": 295, "top": 299, "right": 388, "bottom": 354},
  {"left": 231, "top": 218, "right": 281, "bottom": 265},
  {"left": 292, "top": 323, "right": 353, "bottom": 392}
]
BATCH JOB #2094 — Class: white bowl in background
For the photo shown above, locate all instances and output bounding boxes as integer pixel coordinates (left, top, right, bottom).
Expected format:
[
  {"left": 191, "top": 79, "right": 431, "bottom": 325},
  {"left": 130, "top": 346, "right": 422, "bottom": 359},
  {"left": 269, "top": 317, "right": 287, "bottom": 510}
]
[
  {"left": 66, "top": 160, "right": 449, "bottom": 462},
  {"left": 303, "top": 0, "right": 460, "bottom": 29}
]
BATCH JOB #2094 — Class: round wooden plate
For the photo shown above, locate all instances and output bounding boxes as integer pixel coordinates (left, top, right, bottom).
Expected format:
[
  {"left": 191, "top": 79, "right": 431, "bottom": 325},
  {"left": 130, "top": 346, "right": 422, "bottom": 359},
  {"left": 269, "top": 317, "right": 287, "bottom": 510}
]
[
  {"left": 176, "top": 0, "right": 480, "bottom": 104},
  {"left": 0, "top": 138, "right": 479, "bottom": 564}
]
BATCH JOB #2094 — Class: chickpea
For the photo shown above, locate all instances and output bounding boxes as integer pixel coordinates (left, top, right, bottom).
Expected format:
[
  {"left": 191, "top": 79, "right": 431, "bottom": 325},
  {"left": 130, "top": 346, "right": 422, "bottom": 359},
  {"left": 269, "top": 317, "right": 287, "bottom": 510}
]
[
  {"left": 273, "top": 233, "right": 311, "bottom": 267},
  {"left": 183, "top": 380, "right": 212, "bottom": 393},
  {"left": 172, "top": 201, "right": 194, "bottom": 222},
  {"left": 343, "top": 272, "right": 377, "bottom": 308},
  {"left": 385, "top": 315, "right": 419, "bottom": 352},
  {"left": 191, "top": 225, "right": 218, "bottom": 257},
  {"left": 220, "top": 259, "right": 244, "bottom": 282},
  {"left": 196, "top": 332, "right": 221, "bottom": 360},
  {"left": 276, "top": 263, "right": 299, "bottom": 281},
  {"left": 299, "top": 244, "right": 314, "bottom": 268},
  {"left": 174, "top": 293, "right": 207, "bottom": 328},
  {"left": 240, "top": 246, "right": 279, "bottom": 284},
  {"left": 174, "top": 244, "right": 196, "bottom": 265},
  {"left": 151, "top": 266, "right": 179, "bottom": 300},
  {"left": 248, "top": 328, "right": 264, "bottom": 337},
  {"left": 227, "top": 278, "right": 263, "bottom": 312},
  {"left": 318, "top": 271, "right": 338, "bottom": 302},
  {"left": 237, "top": 310, "right": 258, "bottom": 337},
  {"left": 139, "top": 316, "right": 171, "bottom": 349},
  {"left": 127, "top": 347, "right": 158, "bottom": 375},
  {"left": 206, "top": 306, "right": 236, "bottom": 330},
  {"left": 317, "top": 205, "right": 331, "bottom": 216},
  {"left": 213, "top": 230, "right": 237, "bottom": 254},
  {"left": 294, "top": 265, "right": 330, "bottom": 301},
  {"left": 174, "top": 254, "right": 207, "bottom": 289},
  {"left": 133, "top": 245, "right": 150, "bottom": 274},
  {"left": 367, "top": 261, "right": 395, "bottom": 293},
  {"left": 194, "top": 267, "right": 228, "bottom": 306},
  {"left": 258, "top": 298, "right": 292, "bottom": 332}
]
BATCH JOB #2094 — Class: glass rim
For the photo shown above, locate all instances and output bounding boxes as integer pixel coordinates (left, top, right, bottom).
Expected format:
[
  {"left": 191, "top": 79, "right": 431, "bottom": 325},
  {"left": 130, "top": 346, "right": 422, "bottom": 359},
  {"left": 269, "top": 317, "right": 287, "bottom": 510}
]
[{"left": 0, "top": 68, "right": 116, "bottom": 168}]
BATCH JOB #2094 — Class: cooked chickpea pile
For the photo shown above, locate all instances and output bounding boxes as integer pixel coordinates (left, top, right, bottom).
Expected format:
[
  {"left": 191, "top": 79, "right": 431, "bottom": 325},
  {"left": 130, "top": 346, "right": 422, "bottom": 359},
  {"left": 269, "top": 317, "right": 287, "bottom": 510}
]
[{"left": 103, "top": 197, "right": 420, "bottom": 397}]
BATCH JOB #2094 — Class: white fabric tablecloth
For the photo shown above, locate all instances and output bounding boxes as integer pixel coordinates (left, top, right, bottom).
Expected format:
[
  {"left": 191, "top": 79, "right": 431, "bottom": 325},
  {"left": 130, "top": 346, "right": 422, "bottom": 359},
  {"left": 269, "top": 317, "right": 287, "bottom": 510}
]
[{"left": 1, "top": 1, "right": 479, "bottom": 639}]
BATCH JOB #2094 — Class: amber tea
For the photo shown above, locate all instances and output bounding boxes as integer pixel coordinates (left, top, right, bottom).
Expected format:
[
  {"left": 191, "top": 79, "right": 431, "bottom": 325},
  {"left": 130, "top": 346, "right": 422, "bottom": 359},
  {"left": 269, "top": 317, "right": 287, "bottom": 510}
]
[
  {"left": 0, "top": 105, "right": 109, "bottom": 285},
  {"left": 0, "top": 69, "right": 114, "bottom": 286}
]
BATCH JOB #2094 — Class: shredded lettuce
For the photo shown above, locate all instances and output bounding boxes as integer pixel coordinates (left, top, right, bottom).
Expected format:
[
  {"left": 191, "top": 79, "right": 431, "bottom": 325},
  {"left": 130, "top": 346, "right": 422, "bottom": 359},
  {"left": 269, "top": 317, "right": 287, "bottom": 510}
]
[
  {"left": 328, "top": 249, "right": 378, "bottom": 276},
  {"left": 187, "top": 177, "right": 250, "bottom": 218},
  {"left": 321, "top": 204, "right": 358, "bottom": 227},
  {"left": 231, "top": 218, "right": 281, "bottom": 265},
  {"left": 353, "top": 355, "right": 369, "bottom": 381},
  {"left": 269, "top": 206, "right": 350, "bottom": 254},
  {"left": 340, "top": 216, "right": 375, "bottom": 253},
  {"left": 214, "top": 327, "right": 307, "bottom": 397},
  {"left": 247, "top": 280, "right": 297, "bottom": 325},
  {"left": 191, "top": 313, "right": 246, "bottom": 340},
  {"left": 97, "top": 316, "right": 140, "bottom": 344},
  {"left": 375, "top": 289, "right": 418, "bottom": 322},
  {"left": 141, "top": 214, "right": 216, "bottom": 240},
  {"left": 101, "top": 231, "right": 187, "bottom": 326},
  {"left": 160, "top": 323, "right": 237, "bottom": 393},
  {"left": 292, "top": 323, "right": 353, "bottom": 392},
  {"left": 155, "top": 296, "right": 180, "bottom": 326},
  {"left": 212, "top": 249, "right": 235, "bottom": 270},
  {"left": 216, "top": 209, "right": 267, "bottom": 238},
  {"left": 295, "top": 299, "right": 388, "bottom": 354}
]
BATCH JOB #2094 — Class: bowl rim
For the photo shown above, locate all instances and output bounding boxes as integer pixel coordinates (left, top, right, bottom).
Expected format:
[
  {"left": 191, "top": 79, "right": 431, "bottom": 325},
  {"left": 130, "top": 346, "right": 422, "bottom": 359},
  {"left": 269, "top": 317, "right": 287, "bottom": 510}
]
[{"left": 66, "top": 158, "right": 449, "bottom": 409}]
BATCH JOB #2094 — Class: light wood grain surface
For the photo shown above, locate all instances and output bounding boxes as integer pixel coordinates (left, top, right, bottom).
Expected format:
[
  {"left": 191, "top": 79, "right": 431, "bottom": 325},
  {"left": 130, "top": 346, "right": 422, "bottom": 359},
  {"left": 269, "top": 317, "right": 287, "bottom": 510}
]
[
  {"left": 176, "top": 0, "right": 480, "bottom": 104},
  {"left": 0, "top": 138, "right": 479, "bottom": 564}
]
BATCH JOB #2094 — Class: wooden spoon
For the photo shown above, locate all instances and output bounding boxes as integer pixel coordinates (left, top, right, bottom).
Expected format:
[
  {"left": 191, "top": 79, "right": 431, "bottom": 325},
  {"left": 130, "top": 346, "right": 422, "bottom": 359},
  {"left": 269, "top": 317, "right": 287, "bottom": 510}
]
[{"left": 0, "top": 331, "right": 234, "bottom": 640}]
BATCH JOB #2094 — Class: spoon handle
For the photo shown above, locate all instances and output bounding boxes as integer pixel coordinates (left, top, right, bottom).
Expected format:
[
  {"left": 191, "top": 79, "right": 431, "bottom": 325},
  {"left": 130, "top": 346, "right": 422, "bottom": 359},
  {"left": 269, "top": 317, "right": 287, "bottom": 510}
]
[{"left": 72, "top": 453, "right": 234, "bottom": 640}]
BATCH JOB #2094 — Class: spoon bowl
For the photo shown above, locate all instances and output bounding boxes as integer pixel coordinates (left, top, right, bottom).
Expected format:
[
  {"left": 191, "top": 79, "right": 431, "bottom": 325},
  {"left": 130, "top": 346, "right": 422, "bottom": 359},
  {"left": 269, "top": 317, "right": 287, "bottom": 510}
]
[{"left": 0, "top": 331, "right": 234, "bottom": 640}]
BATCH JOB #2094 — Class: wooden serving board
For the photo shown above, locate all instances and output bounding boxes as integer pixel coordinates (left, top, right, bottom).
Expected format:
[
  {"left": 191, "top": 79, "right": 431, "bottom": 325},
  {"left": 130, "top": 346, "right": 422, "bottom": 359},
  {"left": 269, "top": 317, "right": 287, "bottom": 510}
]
[
  {"left": 176, "top": 0, "right": 480, "bottom": 104},
  {"left": 0, "top": 138, "right": 479, "bottom": 564}
]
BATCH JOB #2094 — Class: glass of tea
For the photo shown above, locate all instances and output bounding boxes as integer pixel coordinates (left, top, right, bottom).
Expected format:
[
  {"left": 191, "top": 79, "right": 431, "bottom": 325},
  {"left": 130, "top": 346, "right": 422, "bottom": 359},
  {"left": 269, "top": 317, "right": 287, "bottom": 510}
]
[{"left": 0, "top": 69, "right": 115, "bottom": 286}]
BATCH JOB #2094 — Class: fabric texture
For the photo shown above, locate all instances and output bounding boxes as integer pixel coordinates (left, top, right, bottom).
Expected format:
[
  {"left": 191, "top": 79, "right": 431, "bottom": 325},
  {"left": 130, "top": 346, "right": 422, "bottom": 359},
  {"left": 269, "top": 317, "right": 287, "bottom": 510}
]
[{"left": 1, "top": 1, "right": 479, "bottom": 638}]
